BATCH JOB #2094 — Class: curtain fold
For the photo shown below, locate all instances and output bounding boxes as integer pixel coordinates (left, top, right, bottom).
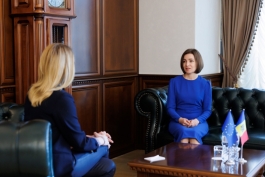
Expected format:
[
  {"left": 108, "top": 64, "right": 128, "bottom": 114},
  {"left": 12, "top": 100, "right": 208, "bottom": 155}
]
[
  {"left": 221, "top": 0, "right": 261, "bottom": 87},
  {"left": 238, "top": 0, "right": 264, "bottom": 89}
]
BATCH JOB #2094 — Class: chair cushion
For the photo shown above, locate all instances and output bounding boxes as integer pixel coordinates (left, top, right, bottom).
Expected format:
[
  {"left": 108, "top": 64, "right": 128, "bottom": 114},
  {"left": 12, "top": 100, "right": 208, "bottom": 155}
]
[{"left": 0, "top": 119, "right": 54, "bottom": 177}]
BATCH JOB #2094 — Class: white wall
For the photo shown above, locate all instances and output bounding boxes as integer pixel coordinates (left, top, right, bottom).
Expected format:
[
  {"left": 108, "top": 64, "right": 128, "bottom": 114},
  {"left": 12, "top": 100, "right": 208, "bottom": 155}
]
[{"left": 139, "top": 0, "right": 221, "bottom": 75}]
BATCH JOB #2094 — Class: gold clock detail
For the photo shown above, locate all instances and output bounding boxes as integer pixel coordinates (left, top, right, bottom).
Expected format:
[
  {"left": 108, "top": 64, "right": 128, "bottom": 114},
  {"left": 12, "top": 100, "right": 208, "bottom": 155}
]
[{"left": 48, "top": 0, "right": 65, "bottom": 8}]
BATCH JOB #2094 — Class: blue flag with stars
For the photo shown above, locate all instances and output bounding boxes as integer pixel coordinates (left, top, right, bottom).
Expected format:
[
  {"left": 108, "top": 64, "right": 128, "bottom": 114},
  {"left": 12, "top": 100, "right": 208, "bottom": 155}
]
[{"left": 222, "top": 110, "right": 237, "bottom": 147}]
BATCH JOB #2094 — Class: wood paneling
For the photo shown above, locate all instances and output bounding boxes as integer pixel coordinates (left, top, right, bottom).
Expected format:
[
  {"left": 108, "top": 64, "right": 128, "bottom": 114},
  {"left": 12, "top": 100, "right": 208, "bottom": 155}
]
[
  {"left": 11, "top": 0, "right": 75, "bottom": 103},
  {"left": 139, "top": 73, "right": 223, "bottom": 89},
  {"left": 203, "top": 73, "right": 223, "bottom": 87},
  {"left": 0, "top": 88, "right": 15, "bottom": 103},
  {"left": 46, "top": 17, "right": 71, "bottom": 46},
  {"left": 0, "top": 0, "right": 15, "bottom": 102},
  {"left": 71, "top": 0, "right": 139, "bottom": 157},
  {"left": 13, "top": 17, "right": 36, "bottom": 104},
  {"left": 0, "top": 0, "right": 14, "bottom": 86},
  {"left": 103, "top": 78, "right": 136, "bottom": 157},
  {"left": 72, "top": 77, "right": 137, "bottom": 158},
  {"left": 102, "top": 0, "right": 138, "bottom": 76},
  {"left": 72, "top": 83, "right": 102, "bottom": 133},
  {"left": 72, "top": 0, "right": 100, "bottom": 77}
]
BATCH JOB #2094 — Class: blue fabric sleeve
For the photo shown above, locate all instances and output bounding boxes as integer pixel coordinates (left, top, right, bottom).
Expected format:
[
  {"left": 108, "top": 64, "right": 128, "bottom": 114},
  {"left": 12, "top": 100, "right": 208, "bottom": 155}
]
[
  {"left": 54, "top": 92, "right": 99, "bottom": 152},
  {"left": 167, "top": 78, "right": 181, "bottom": 122},
  {"left": 197, "top": 80, "right": 212, "bottom": 123}
]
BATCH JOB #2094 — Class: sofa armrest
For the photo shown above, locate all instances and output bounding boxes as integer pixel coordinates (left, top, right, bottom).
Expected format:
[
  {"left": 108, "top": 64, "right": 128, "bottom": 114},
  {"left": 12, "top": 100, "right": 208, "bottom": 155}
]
[
  {"left": 0, "top": 119, "right": 54, "bottom": 177},
  {"left": 134, "top": 86, "right": 168, "bottom": 153}
]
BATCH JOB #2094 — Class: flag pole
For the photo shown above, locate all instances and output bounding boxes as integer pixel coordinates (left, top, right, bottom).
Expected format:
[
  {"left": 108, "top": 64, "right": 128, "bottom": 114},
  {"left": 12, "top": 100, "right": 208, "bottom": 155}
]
[
  {"left": 238, "top": 144, "right": 247, "bottom": 163},
  {"left": 236, "top": 109, "right": 248, "bottom": 163}
]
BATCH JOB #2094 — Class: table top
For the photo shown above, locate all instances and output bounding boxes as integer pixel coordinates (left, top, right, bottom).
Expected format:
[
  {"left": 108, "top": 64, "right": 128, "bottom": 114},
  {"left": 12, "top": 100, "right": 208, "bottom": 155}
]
[{"left": 128, "top": 142, "right": 265, "bottom": 177}]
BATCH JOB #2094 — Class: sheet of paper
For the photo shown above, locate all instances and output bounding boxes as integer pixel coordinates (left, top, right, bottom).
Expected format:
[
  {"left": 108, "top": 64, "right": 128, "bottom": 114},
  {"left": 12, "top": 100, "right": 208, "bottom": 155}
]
[{"left": 144, "top": 155, "right": 165, "bottom": 163}]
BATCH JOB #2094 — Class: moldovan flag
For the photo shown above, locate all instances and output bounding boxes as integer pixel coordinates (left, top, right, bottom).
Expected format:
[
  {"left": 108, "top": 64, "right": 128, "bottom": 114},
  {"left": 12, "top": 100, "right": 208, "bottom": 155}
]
[{"left": 236, "top": 109, "right": 249, "bottom": 146}]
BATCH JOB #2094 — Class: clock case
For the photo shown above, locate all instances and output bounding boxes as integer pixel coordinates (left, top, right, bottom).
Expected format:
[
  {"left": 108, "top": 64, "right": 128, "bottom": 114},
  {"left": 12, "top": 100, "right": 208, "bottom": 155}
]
[
  {"left": 11, "top": 0, "right": 76, "bottom": 103},
  {"left": 48, "top": 0, "right": 66, "bottom": 8}
]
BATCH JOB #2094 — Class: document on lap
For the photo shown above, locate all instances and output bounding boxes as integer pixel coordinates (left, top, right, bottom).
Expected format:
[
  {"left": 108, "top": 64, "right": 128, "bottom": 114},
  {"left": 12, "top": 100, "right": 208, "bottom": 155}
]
[{"left": 144, "top": 155, "right": 166, "bottom": 163}]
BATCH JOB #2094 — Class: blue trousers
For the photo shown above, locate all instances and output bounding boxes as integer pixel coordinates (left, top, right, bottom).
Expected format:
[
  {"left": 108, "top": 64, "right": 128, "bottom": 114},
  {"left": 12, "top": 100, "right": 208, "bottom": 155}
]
[{"left": 71, "top": 146, "right": 116, "bottom": 177}]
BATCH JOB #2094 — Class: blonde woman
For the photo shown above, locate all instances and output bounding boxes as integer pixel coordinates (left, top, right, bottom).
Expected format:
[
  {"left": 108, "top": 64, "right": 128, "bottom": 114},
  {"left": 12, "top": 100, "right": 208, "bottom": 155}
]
[{"left": 24, "top": 43, "right": 116, "bottom": 177}]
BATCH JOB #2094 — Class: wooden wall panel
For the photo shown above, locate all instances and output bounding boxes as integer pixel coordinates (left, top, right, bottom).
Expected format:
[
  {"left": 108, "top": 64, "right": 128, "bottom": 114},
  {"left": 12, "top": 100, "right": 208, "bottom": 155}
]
[
  {"left": 0, "top": 88, "right": 15, "bottom": 103},
  {"left": 0, "top": 0, "right": 15, "bottom": 105},
  {"left": 72, "top": 0, "right": 100, "bottom": 77},
  {"left": 13, "top": 17, "right": 36, "bottom": 104},
  {"left": 103, "top": 78, "right": 137, "bottom": 157},
  {"left": 102, "top": 0, "right": 138, "bottom": 76},
  {"left": 0, "top": 0, "right": 14, "bottom": 86},
  {"left": 72, "top": 83, "right": 102, "bottom": 134},
  {"left": 68, "top": 0, "right": 139, "bottom": 157},
  {"left": 0, "top": 0, "right": 15, "bottom": 102},
  {"left": 72, "top": 77, "right": 137, "bottom": 157},
  {"left": 139, "top": 73, "right": 223, "bottom": 90}
]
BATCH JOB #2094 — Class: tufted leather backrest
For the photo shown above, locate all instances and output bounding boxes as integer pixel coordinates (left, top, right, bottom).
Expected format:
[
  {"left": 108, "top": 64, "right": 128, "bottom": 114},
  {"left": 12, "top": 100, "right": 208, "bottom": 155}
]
[
  {"left": 136, "top": 86, "right": 265, "bottom": 131},
  {"left": 135, "top": 86, "right": 265, "bottom": 153},
  {"left": 0, "top": 102, "right": 24, "bottom": 122},
  {"left": 209, "top": 87, "right": 265, "bottom": 130}
]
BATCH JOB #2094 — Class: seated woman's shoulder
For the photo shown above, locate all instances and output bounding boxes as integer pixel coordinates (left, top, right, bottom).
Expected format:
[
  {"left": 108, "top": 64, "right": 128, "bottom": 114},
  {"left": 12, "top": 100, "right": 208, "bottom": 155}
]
[
  {"left": 53, "top": 90, "right": 73, "bottom": 100},
  {"left": 200, "top": 76, "right": 211, "bottom": 86}
]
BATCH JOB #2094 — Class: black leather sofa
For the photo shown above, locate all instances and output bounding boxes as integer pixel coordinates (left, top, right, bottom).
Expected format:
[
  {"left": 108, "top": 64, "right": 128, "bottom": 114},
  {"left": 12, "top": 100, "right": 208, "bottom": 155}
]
[
  {"left": 0, "top": 102, "right": 54, "bottom": 177},
  {"left": 135, "top": 86, "right": 265, "bottom": 153}
]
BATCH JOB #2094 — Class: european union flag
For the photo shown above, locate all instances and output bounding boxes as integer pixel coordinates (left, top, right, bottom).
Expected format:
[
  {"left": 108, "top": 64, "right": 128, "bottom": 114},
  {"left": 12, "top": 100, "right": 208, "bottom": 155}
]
[{"left": 222, "top": 110, "right": 238, "bottom": 147}]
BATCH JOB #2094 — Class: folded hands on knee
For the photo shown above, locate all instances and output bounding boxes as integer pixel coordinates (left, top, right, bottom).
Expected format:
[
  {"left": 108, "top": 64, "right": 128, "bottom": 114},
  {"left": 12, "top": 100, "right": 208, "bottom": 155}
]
[
  {"left": 178, "top": 118, "right": 199, "bottom": 127},
  {"left": 87, "top": 131, "right": 114, "bottom": 148}
]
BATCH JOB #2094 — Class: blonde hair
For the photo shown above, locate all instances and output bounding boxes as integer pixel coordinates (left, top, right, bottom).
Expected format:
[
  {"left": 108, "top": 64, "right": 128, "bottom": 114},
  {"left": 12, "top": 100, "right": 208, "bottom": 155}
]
[{"left": 28, "top": 43, "right": 75, "bottom": 107}]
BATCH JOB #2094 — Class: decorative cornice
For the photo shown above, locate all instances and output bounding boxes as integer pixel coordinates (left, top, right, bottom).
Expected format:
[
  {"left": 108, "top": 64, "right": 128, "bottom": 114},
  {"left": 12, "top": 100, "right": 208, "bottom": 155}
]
[
  {"left": 129, "top": 166, "right": 209, "bottom": 177},
  {"left": 0, "top": 87, "right": 15, "bottom": 93}
]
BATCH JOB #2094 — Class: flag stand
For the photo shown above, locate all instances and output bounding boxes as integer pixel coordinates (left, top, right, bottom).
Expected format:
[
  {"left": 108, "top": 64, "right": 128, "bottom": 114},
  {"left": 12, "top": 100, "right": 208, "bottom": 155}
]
[
  {"left": 238, "top": 144, "right": 247, "bottom": 163},
  {"left": 225, "top": 147, "right": 235, "bottom": 165}
]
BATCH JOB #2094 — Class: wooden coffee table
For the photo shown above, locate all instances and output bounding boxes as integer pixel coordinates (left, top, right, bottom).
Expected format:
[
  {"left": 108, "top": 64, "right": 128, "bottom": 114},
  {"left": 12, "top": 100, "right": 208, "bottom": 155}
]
[{"left": 128, "top": 142, "right": 265, "bottom": 177}]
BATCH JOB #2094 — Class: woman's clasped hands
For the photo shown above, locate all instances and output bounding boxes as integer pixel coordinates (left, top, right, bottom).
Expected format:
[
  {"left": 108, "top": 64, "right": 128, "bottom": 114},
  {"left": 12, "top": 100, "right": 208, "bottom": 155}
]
[
  {"left": 87, "top": 131, "right": 114, "bottom": 148},
  {"left": 179, "top": 118, "right": 199, "bottom": 127}
]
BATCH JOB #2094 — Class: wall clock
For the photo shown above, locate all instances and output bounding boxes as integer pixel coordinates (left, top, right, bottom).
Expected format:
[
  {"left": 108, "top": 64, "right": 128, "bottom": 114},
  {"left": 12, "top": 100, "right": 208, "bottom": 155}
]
[{"left": 48, "top": 0, "right": 65, "bottom": 8}]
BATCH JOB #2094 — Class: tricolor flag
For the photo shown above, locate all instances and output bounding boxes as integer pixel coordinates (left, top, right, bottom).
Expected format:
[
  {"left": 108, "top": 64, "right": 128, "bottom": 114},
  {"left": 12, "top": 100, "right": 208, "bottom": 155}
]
[{"left": 236, "top": 109, "right": 249, "bottom": 146}]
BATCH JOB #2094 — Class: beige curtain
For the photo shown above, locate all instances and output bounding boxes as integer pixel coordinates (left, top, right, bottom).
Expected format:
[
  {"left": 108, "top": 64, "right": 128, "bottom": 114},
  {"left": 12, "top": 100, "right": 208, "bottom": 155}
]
[{"left": 221, "top": 0, "right": 261, "bottom": 87}]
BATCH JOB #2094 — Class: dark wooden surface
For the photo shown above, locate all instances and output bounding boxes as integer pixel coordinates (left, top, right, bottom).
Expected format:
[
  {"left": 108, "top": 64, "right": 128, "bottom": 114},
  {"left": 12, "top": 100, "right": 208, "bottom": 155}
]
[
  {"left": 128, "top": 142, "right": 265, "bottom": 177},
  {"left": 0, "top": 0, "right": 15, "bottom": 102}
]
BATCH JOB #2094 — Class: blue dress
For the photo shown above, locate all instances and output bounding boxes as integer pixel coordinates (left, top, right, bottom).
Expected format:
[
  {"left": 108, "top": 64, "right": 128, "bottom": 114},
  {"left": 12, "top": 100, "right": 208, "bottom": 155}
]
[{"left": 167, "top": 75, "right": 212, "bottom": 144}]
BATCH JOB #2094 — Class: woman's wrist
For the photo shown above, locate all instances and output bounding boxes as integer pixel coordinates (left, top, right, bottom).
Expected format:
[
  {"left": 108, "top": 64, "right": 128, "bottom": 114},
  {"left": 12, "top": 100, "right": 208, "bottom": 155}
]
[
  {"left": 95, "top": 136, "right": 105, "bottom": 146},
  {"left": 178, "top": 117, "right": 182, "bottom": 123}
]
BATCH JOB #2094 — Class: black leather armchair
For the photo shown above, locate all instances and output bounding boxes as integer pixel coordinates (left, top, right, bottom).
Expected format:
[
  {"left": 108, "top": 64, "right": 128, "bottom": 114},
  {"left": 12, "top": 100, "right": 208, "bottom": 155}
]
[
  {"left": 0, "top": 102, "right": 54, "bottom": 177},
  {"left": 135, "top": 86, "right": 265, "bottom": 153}
]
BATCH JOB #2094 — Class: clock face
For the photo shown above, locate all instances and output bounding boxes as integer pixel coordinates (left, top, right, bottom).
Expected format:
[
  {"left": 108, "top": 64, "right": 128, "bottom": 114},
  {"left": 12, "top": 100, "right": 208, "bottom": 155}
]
[{"left": 48, "top": 0, "right": 65, "bottom": 8}]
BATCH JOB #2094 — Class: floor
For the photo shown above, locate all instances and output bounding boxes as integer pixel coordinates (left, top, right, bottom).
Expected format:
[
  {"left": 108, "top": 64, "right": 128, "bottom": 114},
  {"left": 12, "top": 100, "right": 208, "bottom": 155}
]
[{"left": 112, "top": 150, "right": 145, "bottom": 177}]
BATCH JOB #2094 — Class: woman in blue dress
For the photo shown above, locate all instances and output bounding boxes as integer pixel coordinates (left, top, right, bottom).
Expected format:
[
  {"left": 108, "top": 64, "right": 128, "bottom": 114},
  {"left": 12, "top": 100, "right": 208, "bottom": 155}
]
[{"left": 167, "top": 48, "right": 212, "bottom": 144}]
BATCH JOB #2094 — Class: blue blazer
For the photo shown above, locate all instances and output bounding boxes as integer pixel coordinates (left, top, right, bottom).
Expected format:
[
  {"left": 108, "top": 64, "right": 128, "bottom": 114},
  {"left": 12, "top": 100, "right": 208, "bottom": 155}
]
[{"left": 24, "top": 90, "right": 99, "bottom": 176}]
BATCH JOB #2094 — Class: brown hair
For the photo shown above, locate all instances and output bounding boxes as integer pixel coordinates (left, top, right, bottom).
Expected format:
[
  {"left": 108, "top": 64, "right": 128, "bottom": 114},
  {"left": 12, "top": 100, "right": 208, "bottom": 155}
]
[{"left": 180, "top": 48, "right": 204, "bottom": 74}]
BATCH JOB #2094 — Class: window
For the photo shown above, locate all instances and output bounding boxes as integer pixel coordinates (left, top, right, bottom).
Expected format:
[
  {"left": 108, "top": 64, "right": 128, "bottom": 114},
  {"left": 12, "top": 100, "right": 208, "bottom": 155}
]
[{"left": 238, "top": 5, "right": 265, "bottom": 89}]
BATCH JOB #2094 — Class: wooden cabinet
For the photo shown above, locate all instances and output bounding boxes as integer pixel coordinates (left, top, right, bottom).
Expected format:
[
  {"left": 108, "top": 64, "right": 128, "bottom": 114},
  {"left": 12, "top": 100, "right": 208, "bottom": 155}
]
[
  {"left": 0, "top": 1, "right": 15, "bottom": 102},
  {"left": 11, "top": 0, "right": 75, "bottom": 104}
]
